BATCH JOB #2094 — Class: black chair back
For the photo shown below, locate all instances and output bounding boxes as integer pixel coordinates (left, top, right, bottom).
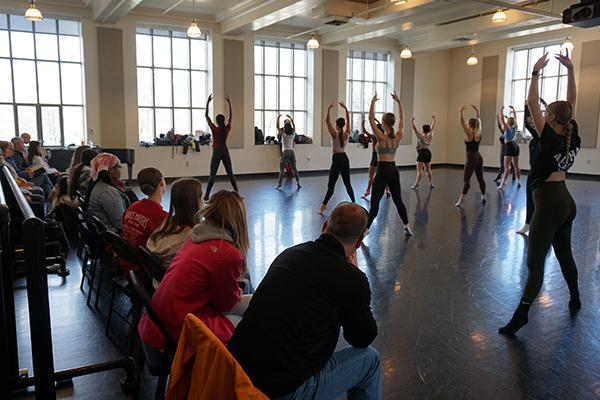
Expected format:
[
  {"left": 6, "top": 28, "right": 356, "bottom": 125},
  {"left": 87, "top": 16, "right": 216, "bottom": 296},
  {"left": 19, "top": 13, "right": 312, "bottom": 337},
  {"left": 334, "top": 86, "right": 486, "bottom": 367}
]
[
  {"left": 103, "top": 231, "right": 143, "bottom": 266},
  {"left": 138, "top": 246, "right": 166, "bottom": 282},
  {"left": 127, "top": 271, "right": 175, "bottom": 347},
  {"left": 90, "top": 216, "right": 108, "bottom": 234}
]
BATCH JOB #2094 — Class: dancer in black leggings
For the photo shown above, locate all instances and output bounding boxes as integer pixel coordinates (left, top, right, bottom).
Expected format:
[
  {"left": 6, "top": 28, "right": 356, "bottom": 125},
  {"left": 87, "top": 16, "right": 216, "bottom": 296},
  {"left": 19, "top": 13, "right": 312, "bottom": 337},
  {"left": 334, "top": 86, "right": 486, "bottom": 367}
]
[
  {"left": 319, "top": 101, "right": 355, "bottom": 214},
  {"left": 455, "top": 105, "right": 486, "bottom": 207},
  {"left": 366, "top": 92, "right": 412, "bottom": 236},
  {"left": 204, "top": 94, "right": 238, "bottom": 201},
  {"left": 499, "top": 51, "right": 581, "bottom": 335}
]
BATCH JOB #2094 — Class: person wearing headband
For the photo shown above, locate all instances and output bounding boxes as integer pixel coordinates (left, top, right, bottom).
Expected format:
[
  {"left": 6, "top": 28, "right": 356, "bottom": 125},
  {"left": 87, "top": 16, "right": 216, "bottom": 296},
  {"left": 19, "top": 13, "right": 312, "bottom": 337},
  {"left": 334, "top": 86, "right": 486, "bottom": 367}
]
[{"left": 84, "top": 153, "right": 128, "bottom": 232}]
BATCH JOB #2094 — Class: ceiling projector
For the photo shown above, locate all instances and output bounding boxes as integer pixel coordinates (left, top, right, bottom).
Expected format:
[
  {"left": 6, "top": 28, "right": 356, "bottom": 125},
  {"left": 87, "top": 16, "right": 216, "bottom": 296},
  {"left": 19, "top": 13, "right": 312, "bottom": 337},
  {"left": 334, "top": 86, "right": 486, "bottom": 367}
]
[{"left": 563, "top": 0, "right": 600, "bottom": 27}]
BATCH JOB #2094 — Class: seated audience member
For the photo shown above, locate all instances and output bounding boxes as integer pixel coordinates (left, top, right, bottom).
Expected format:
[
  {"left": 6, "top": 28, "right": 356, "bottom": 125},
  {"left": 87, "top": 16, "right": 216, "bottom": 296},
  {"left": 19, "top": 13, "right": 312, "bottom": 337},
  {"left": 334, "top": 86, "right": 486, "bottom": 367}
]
[
  {"left": 48, "top": 173, "right": 78, "bottom": 212},
  {"left": 138, "top": 190, "right": 251, "bottom": 350},
  {"left": 0, "top": 147, "right": 45, "bottom": 218},
  {"left": 9, "top": 137, "right": 53, "bottom": 196},
  {"left": 228, "top": 202, "right": 380, "bottom": 400},
  {"left": 28, "top": 141, "right": 59, "bottom": 178},
  {"left": 84, "top": 153, "right": 128, "bottom": 232},
  {"left": 120, "top": 167, "right": 168, "bottom": 273},
  {"left": 146, "top": 178, "right": 204, "bottom": 269},
  {"left": 20, "top": 132, "right": 31, "bottom": 145},
  {"left": 67, "top": 145, "right": 90, "bottom": 173},
  {"left": 68, "top": 148, "right": 98, "bottom": 198},
  {"left": 0, "top": 141, "right": 43, "bottom": 194}
]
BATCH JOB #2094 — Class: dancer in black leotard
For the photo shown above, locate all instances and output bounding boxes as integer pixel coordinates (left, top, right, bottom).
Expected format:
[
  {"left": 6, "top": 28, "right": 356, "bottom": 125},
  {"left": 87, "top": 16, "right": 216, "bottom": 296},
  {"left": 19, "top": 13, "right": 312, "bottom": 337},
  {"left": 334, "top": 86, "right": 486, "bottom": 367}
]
[
  {"left": 366, "top": 92, "right": 412, "bottom": 236},
  {"left": 319, "top": 101, "right": 355, "bottom": 214},
  {"left": 410, "top": 115, "right": 436, "bottom": 189},
  {"left": 455, "top": 105, "right": 486, "bottom": 207},
  {"left": 204, "top": 94, "right": 238, "bottom": 201},
  {"left": 500, "top": 51, "right": 581, "bottom": 335}
]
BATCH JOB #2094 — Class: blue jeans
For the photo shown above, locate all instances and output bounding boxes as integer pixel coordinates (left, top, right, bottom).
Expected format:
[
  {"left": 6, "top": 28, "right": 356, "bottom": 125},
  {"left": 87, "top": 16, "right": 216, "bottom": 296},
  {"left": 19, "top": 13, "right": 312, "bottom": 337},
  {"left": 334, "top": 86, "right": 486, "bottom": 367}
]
[{"left": 277, "top": 346, "right": 381, "bottom": 400}]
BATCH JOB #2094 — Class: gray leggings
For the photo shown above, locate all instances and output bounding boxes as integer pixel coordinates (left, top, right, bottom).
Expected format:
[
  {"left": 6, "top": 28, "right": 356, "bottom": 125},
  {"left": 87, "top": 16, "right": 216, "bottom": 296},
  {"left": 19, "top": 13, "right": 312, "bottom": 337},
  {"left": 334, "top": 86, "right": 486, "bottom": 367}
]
[{"left": 278, "top": 150, "right": 300, "bottom": 185}]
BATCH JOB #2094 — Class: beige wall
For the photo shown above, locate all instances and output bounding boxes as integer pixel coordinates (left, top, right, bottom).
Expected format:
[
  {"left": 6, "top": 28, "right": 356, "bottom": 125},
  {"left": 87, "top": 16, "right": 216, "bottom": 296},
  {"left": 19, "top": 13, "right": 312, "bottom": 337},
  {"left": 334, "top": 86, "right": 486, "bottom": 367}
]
[{"left": 447, "top": 28, "right": 600, "bottom": 175}]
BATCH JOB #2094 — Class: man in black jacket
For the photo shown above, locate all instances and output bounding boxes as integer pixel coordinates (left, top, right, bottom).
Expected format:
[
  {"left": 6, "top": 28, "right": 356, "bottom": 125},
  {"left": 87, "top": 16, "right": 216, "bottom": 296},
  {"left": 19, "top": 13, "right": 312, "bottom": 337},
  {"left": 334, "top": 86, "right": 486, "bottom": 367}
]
[{"left": 228, "top": 202, "right": 380, "bottom": 400}]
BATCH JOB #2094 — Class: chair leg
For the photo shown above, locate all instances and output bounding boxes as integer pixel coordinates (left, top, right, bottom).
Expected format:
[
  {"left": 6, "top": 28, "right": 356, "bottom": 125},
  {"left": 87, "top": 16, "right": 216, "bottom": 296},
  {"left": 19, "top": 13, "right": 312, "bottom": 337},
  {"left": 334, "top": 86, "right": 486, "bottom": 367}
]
[
  {"left": 105, "top": 284, "right": 117, "bottom": 336},
  {"left": 94, "top": 263, "right": 105, "bottom": 309},
  {"left": 86, "top": 258, "right": 97, "bottom": 307},
  {"left": 79, "top": 252, "right": 89, "bottom": 290}
]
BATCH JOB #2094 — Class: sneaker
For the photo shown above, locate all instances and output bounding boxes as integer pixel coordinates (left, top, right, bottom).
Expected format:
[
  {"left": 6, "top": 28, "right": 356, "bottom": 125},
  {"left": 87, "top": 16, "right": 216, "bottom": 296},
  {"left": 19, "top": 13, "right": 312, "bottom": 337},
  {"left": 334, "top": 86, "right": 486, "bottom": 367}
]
[
  {"left": 481, "top": 195, "right": 487, "bottom": 204},
  {"left": 430, "top": 184, "right": 435, "bottom": 189},
  {"left": 517, "top": 182, "right": 522, "bottom": 189},
  {"left": 411, "top": 185, "right": 418, "bottom": 190},
  {"left": 404, "top": 225, "right": 413, "bottom": 236},
  {"left": 275, "top": 185, "right": 282, "bottom": 190},
  {"left": 297, "top": 183, "right": 301, "bottom": 189}
]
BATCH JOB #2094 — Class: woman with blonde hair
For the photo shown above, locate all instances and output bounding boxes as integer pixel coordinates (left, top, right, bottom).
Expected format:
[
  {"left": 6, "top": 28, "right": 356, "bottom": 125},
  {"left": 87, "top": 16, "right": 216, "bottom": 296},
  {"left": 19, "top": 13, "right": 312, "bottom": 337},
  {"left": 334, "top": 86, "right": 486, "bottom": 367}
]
[
  {"left": 455, "top": 105, "right": 486, "bottom": 207},
  {"left": 411, "top": 115, "right": 436, "bottom": 189},
  {"left": 366, "top": 91, "right": 412, "bottom": 236},
  {"left": 138, "top": 190, "right": 251, "bottom": 349},
  {"left": 499, "top": 51, "right": 581, "bottom": 335}
]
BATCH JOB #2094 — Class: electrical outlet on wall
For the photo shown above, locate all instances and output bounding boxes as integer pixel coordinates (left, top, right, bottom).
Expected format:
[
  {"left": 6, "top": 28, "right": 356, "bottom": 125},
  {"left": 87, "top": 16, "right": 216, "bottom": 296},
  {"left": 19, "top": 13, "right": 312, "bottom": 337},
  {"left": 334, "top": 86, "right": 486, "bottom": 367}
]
[{"left": 587, "top": 159, "right": 591, "bottom": 165}]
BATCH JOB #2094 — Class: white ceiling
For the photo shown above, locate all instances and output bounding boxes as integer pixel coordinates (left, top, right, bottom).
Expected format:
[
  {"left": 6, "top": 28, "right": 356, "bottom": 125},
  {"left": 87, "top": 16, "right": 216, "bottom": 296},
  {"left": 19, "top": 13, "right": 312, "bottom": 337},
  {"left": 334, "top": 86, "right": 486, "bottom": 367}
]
[{"left": 40, "top": 0, "right": 575, "bottom": 51}]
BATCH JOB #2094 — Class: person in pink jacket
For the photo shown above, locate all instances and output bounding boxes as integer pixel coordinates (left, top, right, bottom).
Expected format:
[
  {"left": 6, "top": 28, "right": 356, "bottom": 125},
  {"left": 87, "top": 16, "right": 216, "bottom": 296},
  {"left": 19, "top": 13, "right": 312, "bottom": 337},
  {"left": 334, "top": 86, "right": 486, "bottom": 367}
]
[{"left": 138, "top": 190, "right": 251, "bottom": 349}]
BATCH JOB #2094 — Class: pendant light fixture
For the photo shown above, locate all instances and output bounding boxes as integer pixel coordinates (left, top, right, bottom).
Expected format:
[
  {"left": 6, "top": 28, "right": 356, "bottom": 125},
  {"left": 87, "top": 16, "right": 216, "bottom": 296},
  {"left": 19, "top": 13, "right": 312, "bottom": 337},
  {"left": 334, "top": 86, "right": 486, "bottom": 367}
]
[
  {"left": 307, "top": 32, "right": 319, "bottom": 49},
  {"left": 466, "top": 46, "right": 479, "bottom": 66},
  {"left": 400, "top": 45, "right": 412, "bottom": 59},
  {"left": 561, "top": 37, "right": 574, "bottom": 53},
  {"left": 492, "top": 9, "right": 507, "bottom": 23},
  {"left": 391, "top": 0, "right": 408, "bottom": 4},
  {"left": 25, "top": 0, "right": 43, "bottom": 22},
  {"left": 187, "top": 0, "right": 201, "bottom": 38}
]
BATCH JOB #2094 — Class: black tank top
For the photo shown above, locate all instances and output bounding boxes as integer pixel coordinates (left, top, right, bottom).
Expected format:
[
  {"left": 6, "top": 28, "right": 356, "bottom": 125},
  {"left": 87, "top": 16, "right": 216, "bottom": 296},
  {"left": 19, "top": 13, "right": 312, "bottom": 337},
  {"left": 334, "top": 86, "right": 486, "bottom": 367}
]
[{"left": 465, "top": 139, "right": 480, "bottom": 152}]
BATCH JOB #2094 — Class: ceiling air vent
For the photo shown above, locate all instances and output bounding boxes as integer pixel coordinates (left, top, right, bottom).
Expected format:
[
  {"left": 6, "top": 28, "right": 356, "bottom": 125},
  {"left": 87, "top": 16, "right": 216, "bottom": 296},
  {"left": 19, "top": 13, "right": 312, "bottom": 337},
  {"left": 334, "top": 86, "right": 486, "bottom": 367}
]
[
  {"left": 323, "top": 16, "right": 349, "bottom": 26},
  {"left": 453, "top": 37, "right": 473, "bottom": 42}
]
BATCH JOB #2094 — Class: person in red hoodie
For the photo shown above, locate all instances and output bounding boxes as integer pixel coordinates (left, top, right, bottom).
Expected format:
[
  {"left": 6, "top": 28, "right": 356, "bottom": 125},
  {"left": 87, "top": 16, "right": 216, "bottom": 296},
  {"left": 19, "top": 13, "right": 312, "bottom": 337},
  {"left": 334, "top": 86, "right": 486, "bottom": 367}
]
[
  {"left": 138, "top": 190, "right": 251, "bottom": 349},
  {"left": 120, "top": 167, "right": 168, "bottom": 273}
]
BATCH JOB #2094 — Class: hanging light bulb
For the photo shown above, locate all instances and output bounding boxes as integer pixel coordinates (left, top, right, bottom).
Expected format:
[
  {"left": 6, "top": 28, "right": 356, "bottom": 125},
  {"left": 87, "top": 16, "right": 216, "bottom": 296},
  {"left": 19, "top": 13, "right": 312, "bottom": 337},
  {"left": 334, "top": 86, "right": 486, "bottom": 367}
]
[
  {"left": 492, "top": 9, "right": 507, "bottom": 23},
  {"left": 561, "top": 37, "right": 574, "bottom": 52},
  {"left": 400, "top": 45, "right": 412, "bottom": 59},
  {"left": 24, "top": 0, "right": 43, "bottom": 22},
  {"left": 466, "top": 46, "right": 479, "bottom": 66},
  {"left": 307, "top": 32, "right": 319, "bottom": 49},
  {"left": 187, "top": 0, "right": 201, "bottom": 38},
  {"left": 391, "top": 0, "right": 408, "bottom": 4},
  {"left": 187, "top": 19, "right": 201, "bottom": 38}
]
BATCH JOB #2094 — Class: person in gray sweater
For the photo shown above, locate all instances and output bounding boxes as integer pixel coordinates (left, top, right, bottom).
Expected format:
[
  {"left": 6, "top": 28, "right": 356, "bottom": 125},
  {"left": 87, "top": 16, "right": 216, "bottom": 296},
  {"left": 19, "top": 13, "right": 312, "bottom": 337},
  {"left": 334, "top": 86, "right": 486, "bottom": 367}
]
[{"left": 83, "top": 153, "right": 128, "bottom": 232}]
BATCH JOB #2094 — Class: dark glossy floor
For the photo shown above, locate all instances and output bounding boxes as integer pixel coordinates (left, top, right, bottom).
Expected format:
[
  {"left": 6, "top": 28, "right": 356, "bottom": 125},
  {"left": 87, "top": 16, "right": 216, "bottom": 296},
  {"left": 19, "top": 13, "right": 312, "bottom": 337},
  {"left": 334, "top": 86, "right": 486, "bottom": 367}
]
[{"left": 11, "top": 167, "right": 600, "bottom": 399}]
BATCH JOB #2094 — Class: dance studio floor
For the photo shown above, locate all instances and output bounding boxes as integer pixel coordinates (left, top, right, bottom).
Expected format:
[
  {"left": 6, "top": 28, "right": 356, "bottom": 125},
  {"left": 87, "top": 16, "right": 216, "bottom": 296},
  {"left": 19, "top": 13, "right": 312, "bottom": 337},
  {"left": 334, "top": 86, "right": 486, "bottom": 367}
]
[{"left": 11, "top": 167, "right": 600, "bottom": 399}]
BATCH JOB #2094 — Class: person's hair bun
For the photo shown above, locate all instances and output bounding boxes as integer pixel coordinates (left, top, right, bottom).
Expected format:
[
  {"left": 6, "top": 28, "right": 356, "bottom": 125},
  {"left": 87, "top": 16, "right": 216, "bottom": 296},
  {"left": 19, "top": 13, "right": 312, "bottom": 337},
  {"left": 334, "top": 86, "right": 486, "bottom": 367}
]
[
  {"left": 137, "top": 167, "right": 163, "bottom": 196},
  {"left": 140, "top": 183, "right": 157, "bottom": 195}
]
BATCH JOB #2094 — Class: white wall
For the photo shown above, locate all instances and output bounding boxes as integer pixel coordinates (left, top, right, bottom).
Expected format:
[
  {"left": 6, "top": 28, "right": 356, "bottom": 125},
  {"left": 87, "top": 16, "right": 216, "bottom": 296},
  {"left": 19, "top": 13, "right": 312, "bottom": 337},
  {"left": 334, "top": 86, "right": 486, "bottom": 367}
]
[{"left": 446, "top": 28, "right": 600, "bottom": 175}]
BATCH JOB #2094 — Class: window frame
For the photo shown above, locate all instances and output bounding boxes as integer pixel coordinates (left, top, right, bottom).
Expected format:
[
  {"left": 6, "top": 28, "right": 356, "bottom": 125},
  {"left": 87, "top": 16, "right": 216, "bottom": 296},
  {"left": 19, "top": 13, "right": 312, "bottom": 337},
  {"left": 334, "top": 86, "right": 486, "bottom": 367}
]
[
  {"left": 0, "top": 14, "right": 86, "bottom": 146},
  {"left": 506, "top": 41, "right": 569, "bottom": 138},
  {"left": 346, "top": 49, "right": 390, "bottom": 135},
  {"left": 135, "top": 26, "right": 210, "bottom": 143},
  {"left": 254, "top": 39, "right": 309, "bottom": 143}
]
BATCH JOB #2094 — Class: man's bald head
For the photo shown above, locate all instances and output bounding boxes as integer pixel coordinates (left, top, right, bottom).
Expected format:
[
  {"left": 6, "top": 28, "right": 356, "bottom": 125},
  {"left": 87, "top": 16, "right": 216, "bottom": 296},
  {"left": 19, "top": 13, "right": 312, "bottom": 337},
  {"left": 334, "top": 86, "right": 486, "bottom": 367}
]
[{"left": 325, "top": 203, "right": 368, "bottom": 245}]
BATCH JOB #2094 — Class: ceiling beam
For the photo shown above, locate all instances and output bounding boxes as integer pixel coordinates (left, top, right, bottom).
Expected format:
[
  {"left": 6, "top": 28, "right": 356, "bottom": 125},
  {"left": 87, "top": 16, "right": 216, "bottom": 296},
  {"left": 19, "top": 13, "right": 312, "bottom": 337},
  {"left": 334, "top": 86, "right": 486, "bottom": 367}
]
[
  {"left": 320, "top": 0, "right": 479, "bottom": 45},
  {"left": 84, "top": 0, "right": 144, "bottom": 23},
  {"left": 219, "top": 0, "right": 327, "bottom": 36}
]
